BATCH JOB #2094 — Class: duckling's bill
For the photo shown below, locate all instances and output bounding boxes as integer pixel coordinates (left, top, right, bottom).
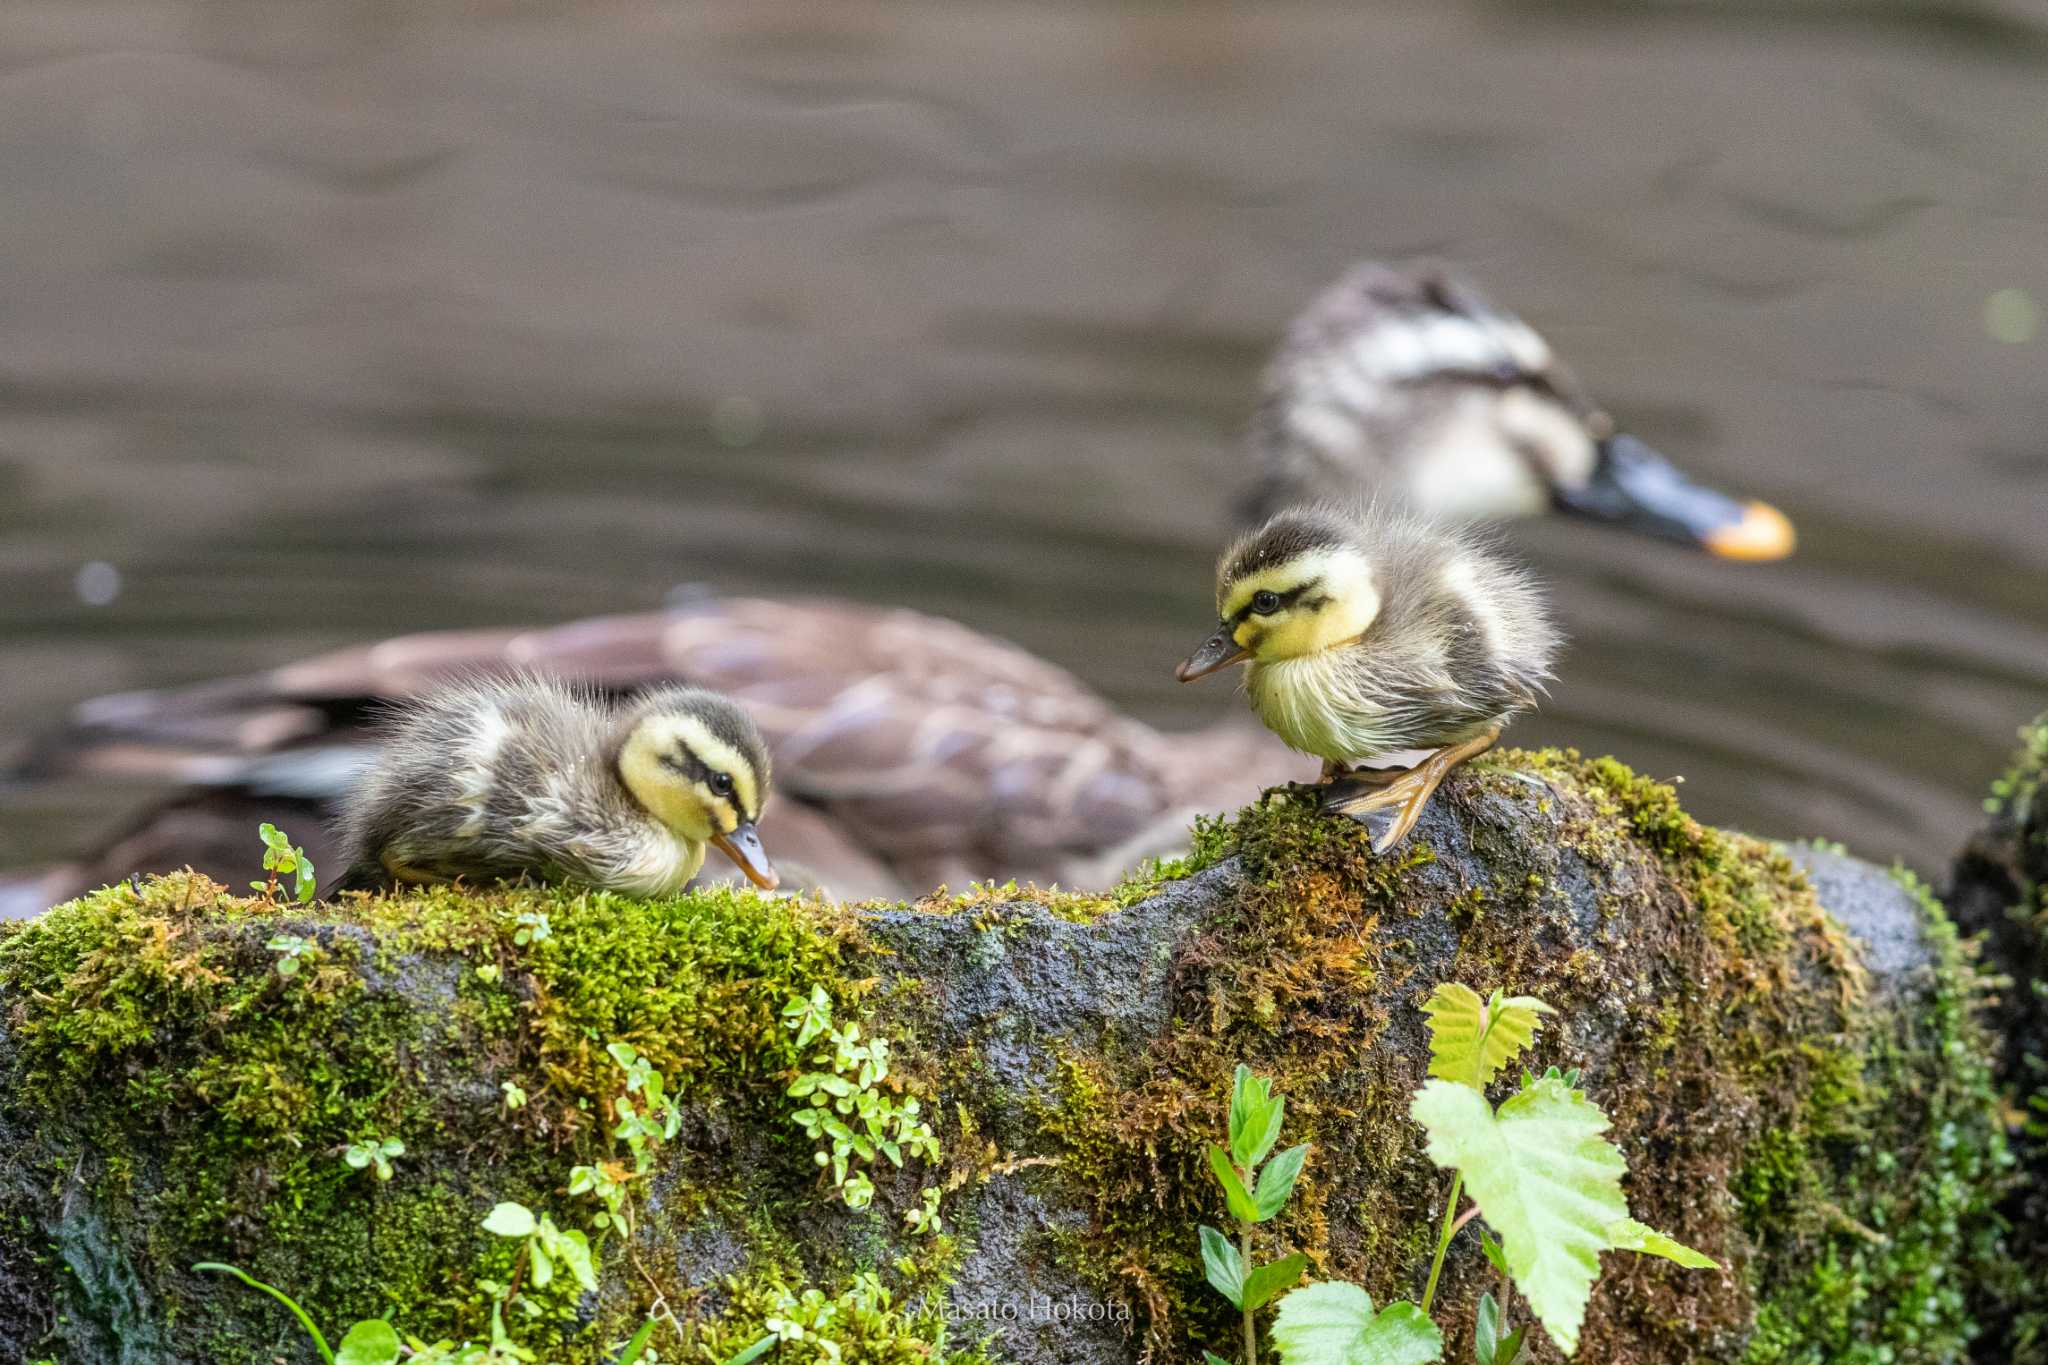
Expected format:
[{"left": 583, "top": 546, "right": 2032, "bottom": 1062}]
[
  {"left": 1176, "top": 627, "right": 1250, "bottom": 682},
  {"left": 711, "top": 821, "right": 779, "bottom": 891},
  {"left": 1555, "top": 434, "right": 1796, "bottom": 561}
]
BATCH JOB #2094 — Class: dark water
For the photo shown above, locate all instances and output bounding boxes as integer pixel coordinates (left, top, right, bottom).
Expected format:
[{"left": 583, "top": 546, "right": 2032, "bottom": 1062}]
[{"left": 3, "top": 0, "right": 2047, "bottom": 876}]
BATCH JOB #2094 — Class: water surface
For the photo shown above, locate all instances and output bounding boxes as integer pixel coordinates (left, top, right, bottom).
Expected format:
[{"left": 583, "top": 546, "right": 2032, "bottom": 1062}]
[{"left": 3, "top": 0, "right": 2046, "bottom": 875}]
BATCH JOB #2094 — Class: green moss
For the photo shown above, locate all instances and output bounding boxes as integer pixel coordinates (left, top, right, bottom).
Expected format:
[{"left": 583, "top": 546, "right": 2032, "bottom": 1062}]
[
  {"left": 1739, "top": 869, "right": 2012, "bottom": 1365},
  {"left": 0, "top": 749, "right": 2020, "bottom": 1364},
  {"left": 0, "top": 873, "right": 858, "bottom": 1363},
  {"left": 688, "top": 1267, "right": 992, "bottom": 1365},
  {"left": 1034, "top": 750, "right": 2006, "bottom": 1364}
]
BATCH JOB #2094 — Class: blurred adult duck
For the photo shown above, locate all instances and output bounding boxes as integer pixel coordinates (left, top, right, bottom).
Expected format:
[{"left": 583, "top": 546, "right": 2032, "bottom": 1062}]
[
  {"left": 1245, "top": 263, "right": 1795, "bottom": 558},
  {"left": 7, "top": 597, "right": 1288, "bottom": 906},
  {"left": 1, "top": 260, "right": 1796, "bottom": 913}
]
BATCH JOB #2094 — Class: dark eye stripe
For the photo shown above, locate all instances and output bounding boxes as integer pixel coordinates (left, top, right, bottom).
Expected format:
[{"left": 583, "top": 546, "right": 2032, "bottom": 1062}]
[
  {"left": 659, "top": 746, "right": 754, "bottom": 814},
  {"left": 1231, "top": 579, "right": 1320, "bottom": 625}
]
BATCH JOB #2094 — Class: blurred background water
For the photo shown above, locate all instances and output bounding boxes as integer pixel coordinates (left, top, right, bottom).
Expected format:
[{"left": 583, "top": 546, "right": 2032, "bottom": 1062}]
[{"left": 2, "top": 0, "right": 2046, "bottom": 879}]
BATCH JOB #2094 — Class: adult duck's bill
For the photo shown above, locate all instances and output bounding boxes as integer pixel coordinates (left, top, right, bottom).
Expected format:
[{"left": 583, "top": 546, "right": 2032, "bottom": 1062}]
[
  {"left": 1555, "top": 434, "right": 1796, "bottom": 561},
  {"left": 712, "top": 822, "right": 780, "bottom": 890},
  {"left": 1177, "top": 627, "right": 1251, "bottom": 682}
]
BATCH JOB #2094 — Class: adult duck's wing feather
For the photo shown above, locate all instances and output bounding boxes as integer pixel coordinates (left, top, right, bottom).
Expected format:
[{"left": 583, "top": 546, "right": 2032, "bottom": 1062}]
[{"left": 12, "top": 597, "right": 1214, "bottom": 894}]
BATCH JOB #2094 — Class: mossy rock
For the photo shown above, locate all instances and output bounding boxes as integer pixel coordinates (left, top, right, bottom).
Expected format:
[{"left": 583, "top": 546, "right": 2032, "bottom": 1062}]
[
  {"left": 0, "top": 749, "right": 2016, "bottom": 1364},
  {"left": 1946, "top": 710, "right": 2048, "bottom": 1362}
]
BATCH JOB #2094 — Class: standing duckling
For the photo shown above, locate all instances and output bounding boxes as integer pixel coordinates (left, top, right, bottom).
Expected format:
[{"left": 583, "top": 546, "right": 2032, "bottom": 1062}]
[
  {"left": 333, "top": 676, "right": 777, "bottom": 895},
  {"left": 1176, "top": 506, "right": 1558, "bottom": 853}
]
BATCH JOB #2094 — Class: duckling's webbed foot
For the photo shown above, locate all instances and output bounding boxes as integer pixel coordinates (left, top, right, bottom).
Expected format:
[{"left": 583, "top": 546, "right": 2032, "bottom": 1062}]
[{"left": 1321, "top": 726, "right": 1502, "bottom": 854}]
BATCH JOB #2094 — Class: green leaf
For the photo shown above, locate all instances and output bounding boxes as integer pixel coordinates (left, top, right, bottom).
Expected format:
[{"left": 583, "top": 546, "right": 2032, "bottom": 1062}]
[
  {"left": 1269, "top": 1283, "right": 1444, "bottom": 1365},
  {"left": 1605, "top": 1218, "right": 1721, "bottom": 1270},
  {"left": 723, "top": 1336, "right": 776, "bottom": 1365},
  {"left": 1204, "top": 1354, "right": 1234, "bottom": 1365},
  {"left": 1199, "top": 1224, "right": 1245, "bottom": 1309},
  {"left": 1496, "top": 1327, "right": 1531, "bottom": 1365},
  {"left": 1207, "top": 1144, "right": 1260, "bottom": 1224},
  {"left": 556, "top": 1228, "right": 600, "bottom": 1293},
  {"left": 1422, "top": 984, "right": 1555, "bottom": 1091},
  {"left": 336, "top": 1320, "right": 402, "bottom": 1365},
  {"left": 192, "top": 1263, "right": 337, "bottom": 1364},
  {"left": 614, "top": 1319, "right": 658, "bottom": 1365},
  {"left": 1410, "top": 1077, "right": 1627, "bottom": 1355},
  {"left": 1254, "top": 1144, "right": 1309, "bottom": 1221},
  {"left": 1479, "top": 1227, "right": 1508, "bottom": 1277},
  {"left": 1229, "top": 1065, "right": 1286, "bottom": 1169},
  {"left": 1475, "top": 1292, "right": 1500, "bottom": 1365},
  {"left": 529, "top": 1240, "right": 554, "bottom": 1289},
  {"left": 481, "top": 1202, "right": 537, "bottom": 1238},
  {"left": 1241, "top": 1253, "right": 1308, "bottom": 1313}
]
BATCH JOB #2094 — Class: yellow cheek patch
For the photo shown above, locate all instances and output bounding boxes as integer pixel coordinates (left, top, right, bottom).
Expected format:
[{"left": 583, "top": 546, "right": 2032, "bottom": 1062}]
[
  {"left": 1219, "top": 550, "right": 1348, "bottom": 619},
  {"left": 689, "top": 782, "right": 741, "bottom": 834},
  {"left": 645, "top": 715, "right": 763, "bottom": 818}
]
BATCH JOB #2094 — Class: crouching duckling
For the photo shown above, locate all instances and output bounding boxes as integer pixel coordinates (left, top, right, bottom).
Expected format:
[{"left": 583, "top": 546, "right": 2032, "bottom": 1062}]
[
  {"left": 1177, "top": 506, "right": 1558, "bottom": 853},
  {"left": 333, "top": 676, "right": 778, "bottom": 895}
]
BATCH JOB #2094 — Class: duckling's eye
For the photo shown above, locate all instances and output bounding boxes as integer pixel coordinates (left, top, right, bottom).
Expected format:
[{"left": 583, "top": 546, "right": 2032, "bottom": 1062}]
[
  {"left": 1250, "top": 590, "right": 1283, "bottom": 615},
  {"left": 710, "top": 772, "right": 735, "bottom": 798}
]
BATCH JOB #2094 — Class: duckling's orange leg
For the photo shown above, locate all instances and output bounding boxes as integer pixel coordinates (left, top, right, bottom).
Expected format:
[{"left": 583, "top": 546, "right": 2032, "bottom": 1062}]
[{"left": 1321, "top": 725, "right": 1502, "bottom": 854}]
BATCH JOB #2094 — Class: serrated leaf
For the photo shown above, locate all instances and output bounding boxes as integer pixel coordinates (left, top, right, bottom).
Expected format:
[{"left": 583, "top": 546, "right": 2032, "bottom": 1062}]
[
  {"left": 1605, "top": 1218, "right": 1721, "bottom": 1270},
  {"left": 1230, "top": 1065, "right": 1286, "bottom": 1169},
  {"left": 1422, "top": 984, "right": 1555, "bottom": 1091},
  {"left": 1254, "top": 1143, "right": 1309, "bottom": 1221},
  {"left": 1241, "top": 1253, "right": 1308, "bottom": 1313},
  {"left": 336, "top": 1319, "right": 403, "bottom": 1365},
  {"left": 1270, "top": 1283, "right": 1444, "bottom": 1365},
  {"left": 481, "top": 1202, "right": 536, "bottom": 1238},
  {"left": 1199, "top": 1224, "right": 1245, "bottom": 1309},
  {"left": 1410, "top": 1076, "right": 1627, "bottom": 1355},
  {"left": 1208, "top": 1144, "right": 1261, "bottom": 1223}
]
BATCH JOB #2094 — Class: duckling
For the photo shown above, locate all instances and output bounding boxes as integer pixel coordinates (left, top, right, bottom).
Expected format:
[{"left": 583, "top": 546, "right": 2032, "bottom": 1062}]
[
  {"left": 1243, "top": 263, "right": 1796, "bottom": 559},
  {"left": 3, "top": 260, "right": 1792, "bottom": 913},
  {"left": 6, "top": 597, "right": 1279, "bottom": 910},
  {"left": 333, "top": 676, "right": 778, "bottom": 896},
  {"left": 1177, "top": 505, "right": 1559, "bottom": 853}
]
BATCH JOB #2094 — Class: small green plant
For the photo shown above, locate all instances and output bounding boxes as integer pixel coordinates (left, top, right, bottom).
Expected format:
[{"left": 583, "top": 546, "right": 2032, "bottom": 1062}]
[
  {"left": 254, "top": 821, "right": 317, "bottom": 904},
  {"left": 481, "top": 1200, "right": 599, "bottom": 1297},
  {"left": 343, "top": 1135, "right": 405, "bottom": 1182},
  {"left": 780, "top": 986, "right": 941, "bottom": 1210},
  {"left": 267, "top": 933, "right": 319, "bottom": 977},
  {"left": 1197, "top": 1065, "right": 1310, "bottom": 1365},
  {"left": 1256, "top": 983, "right": 1718, "bottom": 1365},
  {"left": 902, "top": 1186, "right": 944, "bottom": 1236},
  {"left": 197, "top": 1037, "right": 675, "bottom": 1362},
  {"left": 568, "top": 1041, "right": 682, "bottom": 1236},
  {"left": 195, "top": 1259, "right": 659, "bottom": 1364},
  {"left": 511, "top": 910, "right": 553, "bottom": 946}
]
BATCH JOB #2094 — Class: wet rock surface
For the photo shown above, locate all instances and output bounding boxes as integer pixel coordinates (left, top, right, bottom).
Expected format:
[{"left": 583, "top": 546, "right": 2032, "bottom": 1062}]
[{"left": 0, "top": 755, "right": 2020, "bottom": 1364}]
